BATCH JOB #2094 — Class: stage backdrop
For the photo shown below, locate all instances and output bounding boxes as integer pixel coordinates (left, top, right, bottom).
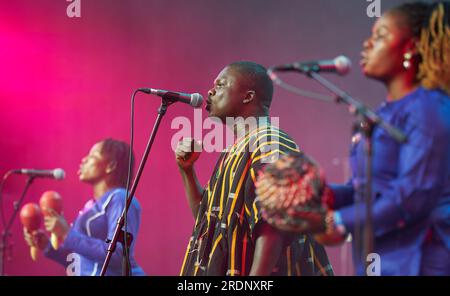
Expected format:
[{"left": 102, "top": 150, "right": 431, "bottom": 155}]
[{"left": 0, "top": 0, "right": 425, "bottom": 275}]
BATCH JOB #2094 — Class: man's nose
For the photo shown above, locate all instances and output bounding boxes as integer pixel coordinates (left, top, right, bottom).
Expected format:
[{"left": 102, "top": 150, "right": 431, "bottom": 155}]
[{"left": 208, "top": 88, "right": 215, "bottom": 97}]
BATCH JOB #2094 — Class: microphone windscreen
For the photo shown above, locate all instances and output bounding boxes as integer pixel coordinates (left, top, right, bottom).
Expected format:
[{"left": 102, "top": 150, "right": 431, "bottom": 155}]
[
  {"left": 53, "top": 168, "right": 65, "bottom": 180},
  {"left": 191, "top": 93, "right": 203, "bottom": 108},
  {"left": 334, "top": 55, "right": 352, "bottom": 75}
]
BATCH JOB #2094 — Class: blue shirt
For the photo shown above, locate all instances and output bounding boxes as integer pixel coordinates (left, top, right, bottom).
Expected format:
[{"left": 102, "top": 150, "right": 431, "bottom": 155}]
[
  {"left": 44, "top": 188, "right": 145, "bottom": 276},
  {"left": 331, "top": 87, "right": 450, "bottom": 275}
]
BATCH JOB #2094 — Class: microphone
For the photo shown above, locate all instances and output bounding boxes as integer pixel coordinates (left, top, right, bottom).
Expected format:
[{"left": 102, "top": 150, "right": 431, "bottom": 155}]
[
  {"left": 138, "top": 88, "right": 203, "bottom": 108},
  {"left": 270, "top": 55, "right": 352, "bottom": 75},
  {"left": 13, "top": 168, "right": 66, "bottom": 180}
]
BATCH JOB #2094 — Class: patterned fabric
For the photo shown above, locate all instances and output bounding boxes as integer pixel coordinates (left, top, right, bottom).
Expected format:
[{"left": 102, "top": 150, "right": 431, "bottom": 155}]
[
  {"left": 180, "top": 122, "right": 333, "bottom": 276},
  {"left": 255, "top": 153, "right": 330, "bottom": 233}
]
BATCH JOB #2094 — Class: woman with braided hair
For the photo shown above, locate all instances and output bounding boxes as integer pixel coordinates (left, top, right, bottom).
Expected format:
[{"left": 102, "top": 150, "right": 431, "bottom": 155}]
[
  {"left": 257, "top": 1, "right": 450, "bottom": 275},
  {"left": 417, "top": 2, "right": 450, "bottom": 94}
]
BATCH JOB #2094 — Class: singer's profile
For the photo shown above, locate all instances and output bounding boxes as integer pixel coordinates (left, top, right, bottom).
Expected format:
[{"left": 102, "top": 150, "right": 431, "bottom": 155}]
[
  {"left": 23, "top": 138, "right": 145, "bottom": 276},
  {"left": 285, "top": 1, "right": 450, "bottom": 276},
  {"left": 176, "top": 61, "right": 333, "bottom": 276}
]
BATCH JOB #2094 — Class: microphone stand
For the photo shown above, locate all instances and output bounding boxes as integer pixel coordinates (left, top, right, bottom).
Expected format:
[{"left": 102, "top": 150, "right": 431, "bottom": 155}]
[
  {"left": 0, "top": 176, "right": 35, "bottom": 276},
  {"left": 99, "top": 95, "right": 173, "bottom": 276},
  {"left": 302, "top": 70, "right": 407, "bottom": 273}
]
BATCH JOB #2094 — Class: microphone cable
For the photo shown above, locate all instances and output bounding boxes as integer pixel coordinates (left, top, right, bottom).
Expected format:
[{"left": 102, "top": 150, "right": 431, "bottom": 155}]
[
  {"left": 123, "top": 89, "right": 140, "bottom": 276},
  {"left": 267, "top": 68, "right": 334, "bottom": 103},
  {"left": 123, "top": 88, "right": 177, "bottom": 275},
  {"left": 0, "top": 170, "right": 15, "bottom": 229}
]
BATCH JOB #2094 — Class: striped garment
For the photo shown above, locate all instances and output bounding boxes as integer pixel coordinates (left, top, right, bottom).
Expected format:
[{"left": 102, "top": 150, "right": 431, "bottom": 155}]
[{"left": 180, "top": 123, "right": 334, "bottom": 276}]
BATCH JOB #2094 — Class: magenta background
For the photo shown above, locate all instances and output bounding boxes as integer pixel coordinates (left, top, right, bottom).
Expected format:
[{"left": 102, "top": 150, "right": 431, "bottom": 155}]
[{"left": 0, "top": 0, "right": 420, "bottom": 275}]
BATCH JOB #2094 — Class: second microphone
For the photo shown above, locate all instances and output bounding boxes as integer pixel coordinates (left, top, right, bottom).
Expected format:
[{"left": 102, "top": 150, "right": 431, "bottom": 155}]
[{"left": 138, "top": 88, "right": 203, "bottom": 108}]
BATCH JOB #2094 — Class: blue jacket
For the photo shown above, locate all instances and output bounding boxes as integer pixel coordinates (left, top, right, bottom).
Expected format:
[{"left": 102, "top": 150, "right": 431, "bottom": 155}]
[
  {"left": 44, "top": 188, "right": 145, "bottom": 276},
  {"left": 331, "top": 87, "right": 450, "bottom": 275}
]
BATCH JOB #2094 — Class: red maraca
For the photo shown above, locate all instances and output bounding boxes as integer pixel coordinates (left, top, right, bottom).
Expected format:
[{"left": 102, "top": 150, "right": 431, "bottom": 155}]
[
  {"left": 39, "top": 191, "right": 63, "bottom": 249},
  {"left": 19, "top": 203, "right": 42, "bottom": 261}
]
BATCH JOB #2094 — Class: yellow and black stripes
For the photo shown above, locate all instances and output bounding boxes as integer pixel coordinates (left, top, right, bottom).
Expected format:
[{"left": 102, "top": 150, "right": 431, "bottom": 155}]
[{"left": 180, "top": 124, "right": 333, "bottom": 276}]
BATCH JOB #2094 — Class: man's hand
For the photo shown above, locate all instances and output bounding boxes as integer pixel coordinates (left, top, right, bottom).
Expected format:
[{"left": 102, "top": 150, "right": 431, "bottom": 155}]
[
  {"left": 288, "top": 209, "right": 347, "bottom": 246},
  {"left": 175, "top": 138, "right": 202, "bottom": 171},
  {"left": 285, "top": 208, "right": 327, "bottom": 234},
  {"left": 175, "top": 138, "right": 204, "bottom": 218}
]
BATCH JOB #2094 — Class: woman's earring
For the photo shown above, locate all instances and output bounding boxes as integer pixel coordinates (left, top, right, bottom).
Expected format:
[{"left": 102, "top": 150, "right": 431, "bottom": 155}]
[{"left": 403, "top": 52, "right": 412, "bottom": 69}]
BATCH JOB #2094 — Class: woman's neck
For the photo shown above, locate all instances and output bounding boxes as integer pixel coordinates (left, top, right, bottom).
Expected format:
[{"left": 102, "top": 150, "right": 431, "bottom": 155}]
[
  {"left": 92, "top": 180, "right": 117, "bottom": 200},
  {"left": 385, "top": 72, "right": 419, "bottom": 102}
]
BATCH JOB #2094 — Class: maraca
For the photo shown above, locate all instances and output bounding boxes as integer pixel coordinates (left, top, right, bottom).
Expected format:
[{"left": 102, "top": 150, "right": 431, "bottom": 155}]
[
  {"left": 19, "top": 203, "right": 42, "bottom": 261},
  {"left": 255, "top": 152, "right": 329, "bottom": 233},
  {"left": 39, "top": 191, "right": 63, "bottom": 250}
]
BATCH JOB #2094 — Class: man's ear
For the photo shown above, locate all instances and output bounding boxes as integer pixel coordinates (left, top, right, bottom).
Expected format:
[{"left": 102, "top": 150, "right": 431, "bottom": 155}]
[
  {"left": 243, "top": 90, "right": 256, "bottom": 104},
  {"left": 106, "top": 160, "right": 117, "bottom": 174}
]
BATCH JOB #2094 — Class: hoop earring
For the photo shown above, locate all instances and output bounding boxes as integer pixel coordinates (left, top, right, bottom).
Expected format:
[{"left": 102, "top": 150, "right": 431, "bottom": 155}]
[{"left": 403, "top": 52, "right": 412, "bottom": 70}]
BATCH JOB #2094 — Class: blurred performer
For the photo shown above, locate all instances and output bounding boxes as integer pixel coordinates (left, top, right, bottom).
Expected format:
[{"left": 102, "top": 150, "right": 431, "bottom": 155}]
[
  {"left": 176, "top": 61, "right": 333, "bottom": 276},
  {"left": 24, "top": 138, "right": 145, "bottom": 275},
  {"left": 274, "top": 2, "right": 450, "bottom": 275}
]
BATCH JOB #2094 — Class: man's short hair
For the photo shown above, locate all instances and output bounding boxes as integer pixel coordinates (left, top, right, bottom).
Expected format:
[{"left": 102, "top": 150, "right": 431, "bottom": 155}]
[{"left": 227, "top": 61, "right": 274, "bottom": 109}]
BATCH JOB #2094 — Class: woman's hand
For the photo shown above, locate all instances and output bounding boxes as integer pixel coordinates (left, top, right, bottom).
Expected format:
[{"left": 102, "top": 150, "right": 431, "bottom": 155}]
[
  {"left": 43, "top": 208, "right": 70, "bottom": 241},
  {"left": 23, "top": 228, "right": 50, "bottom": 250},
  {"left": 288, "top": 210, "right": 347, "bottom": 246}
]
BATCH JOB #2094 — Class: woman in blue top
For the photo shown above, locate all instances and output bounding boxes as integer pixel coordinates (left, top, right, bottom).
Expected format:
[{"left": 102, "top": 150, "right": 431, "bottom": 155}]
[
  {"left": 292, "top": 2, "right": 450, "bottom": 275},
  {"left": 24, "top": 138, "right": 145, "bottom": 276}
]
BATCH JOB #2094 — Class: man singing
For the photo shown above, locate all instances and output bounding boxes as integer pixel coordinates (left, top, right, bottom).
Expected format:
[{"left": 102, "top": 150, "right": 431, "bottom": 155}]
[{"left": 175, "top": 61, "right": 333, "bottom": 276}]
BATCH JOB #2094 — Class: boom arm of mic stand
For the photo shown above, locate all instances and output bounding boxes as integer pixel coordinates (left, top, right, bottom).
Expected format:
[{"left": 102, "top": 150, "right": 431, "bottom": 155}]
[
  {"left": 307, "top": 72, "right": 407, "bottom": 144},
  {"left": 99, "top": 98, "right": 170, "bottom": 276}
]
